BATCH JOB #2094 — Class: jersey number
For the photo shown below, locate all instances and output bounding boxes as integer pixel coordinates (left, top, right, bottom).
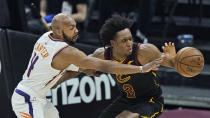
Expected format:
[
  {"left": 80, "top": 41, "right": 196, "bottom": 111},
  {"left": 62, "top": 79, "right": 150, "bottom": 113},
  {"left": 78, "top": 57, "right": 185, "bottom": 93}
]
[
  {"left": 27, "top": 52, "right": 39, "bottom": 77},
  {"left": 123, "top": 84, "right": 136, "bottom": 98}
]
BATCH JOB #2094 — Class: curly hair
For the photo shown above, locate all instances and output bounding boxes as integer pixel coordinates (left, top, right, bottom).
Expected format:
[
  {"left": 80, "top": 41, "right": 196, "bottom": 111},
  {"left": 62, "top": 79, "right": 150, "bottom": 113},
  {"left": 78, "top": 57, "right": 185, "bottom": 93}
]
[{"left": 99, "top": 15, "right": 134, "bottom": 47}]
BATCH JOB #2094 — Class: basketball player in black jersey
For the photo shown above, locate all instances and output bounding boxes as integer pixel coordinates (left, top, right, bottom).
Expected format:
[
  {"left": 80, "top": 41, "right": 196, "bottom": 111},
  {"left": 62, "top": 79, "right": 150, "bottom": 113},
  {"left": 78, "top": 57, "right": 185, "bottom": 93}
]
[{"left": 90, "top": 15, "right": 176, "bottom": 118}]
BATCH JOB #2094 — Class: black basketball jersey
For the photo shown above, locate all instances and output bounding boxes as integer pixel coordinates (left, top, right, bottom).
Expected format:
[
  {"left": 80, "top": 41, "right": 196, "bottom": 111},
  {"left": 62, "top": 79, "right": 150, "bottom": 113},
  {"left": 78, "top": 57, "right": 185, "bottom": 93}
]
[{"left": 104, "top": 43, "right": 162, "bottom": 101}]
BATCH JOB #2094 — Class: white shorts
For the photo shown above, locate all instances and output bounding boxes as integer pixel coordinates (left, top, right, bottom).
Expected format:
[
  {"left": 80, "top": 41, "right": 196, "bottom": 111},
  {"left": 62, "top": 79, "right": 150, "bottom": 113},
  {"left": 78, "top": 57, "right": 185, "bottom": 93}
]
[{"left": 11, "top": 84, "right": 59, "bottom": 118}]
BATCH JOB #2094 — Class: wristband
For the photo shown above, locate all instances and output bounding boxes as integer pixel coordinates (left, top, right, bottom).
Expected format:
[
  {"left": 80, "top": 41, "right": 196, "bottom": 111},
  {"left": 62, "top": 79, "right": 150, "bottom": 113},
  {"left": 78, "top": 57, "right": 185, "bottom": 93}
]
[{"left": 139, "top": 66, "right": 143, "bottom": 73}]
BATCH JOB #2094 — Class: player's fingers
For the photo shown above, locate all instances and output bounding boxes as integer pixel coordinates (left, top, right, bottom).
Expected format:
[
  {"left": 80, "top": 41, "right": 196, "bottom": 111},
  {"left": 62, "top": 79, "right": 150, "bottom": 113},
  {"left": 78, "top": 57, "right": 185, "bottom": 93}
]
[
  {"left": 156, "top": 60, "right": 163, "bottom": 64},
  {"left": 162, "top": 46, "right": 166, "bottom": 52},
  {"left": 164, "top": 43, "right": 169, "bottom": 52},
  {"left": 51, "top": 84, "right": 57, "bottom": 89},
  {"left": 169, "top": 42, "right": 172, "bottom": 46},
  {"left": 151, "top": 61, "right": 161, "bottom": 68},
  {"left": 156, "top": 57, "right": 163, "bottom": 60},
  {"left": 162, "top": 46, "right": 165, "bottom": 51},
  {"left": 157, "top": 57, "right": 163, "bottom": 61},
  {"left": 172, "top": 42, "right": 175, "bottom": 47}
]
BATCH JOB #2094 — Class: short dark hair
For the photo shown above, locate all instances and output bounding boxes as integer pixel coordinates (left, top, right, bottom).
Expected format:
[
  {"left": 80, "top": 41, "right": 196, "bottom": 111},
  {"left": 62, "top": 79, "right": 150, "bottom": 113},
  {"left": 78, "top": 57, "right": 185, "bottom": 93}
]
[{"left": 99, "top": 14, "right": 134, "bottom": 47}]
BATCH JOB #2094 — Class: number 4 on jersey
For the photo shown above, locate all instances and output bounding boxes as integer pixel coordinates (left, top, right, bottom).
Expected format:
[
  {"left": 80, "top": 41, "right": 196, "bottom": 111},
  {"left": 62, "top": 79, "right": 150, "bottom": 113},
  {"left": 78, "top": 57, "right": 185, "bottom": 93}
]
[{"left": 27, "top": 52, "right": 39, "bottom": 77}]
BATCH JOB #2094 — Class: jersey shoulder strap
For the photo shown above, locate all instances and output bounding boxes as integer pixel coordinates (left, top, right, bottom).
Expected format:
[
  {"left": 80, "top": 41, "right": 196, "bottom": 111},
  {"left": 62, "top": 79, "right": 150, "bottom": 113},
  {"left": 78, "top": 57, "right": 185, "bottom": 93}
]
[{"left": 104, "top": 47, "right": 112, "bottom": 60}]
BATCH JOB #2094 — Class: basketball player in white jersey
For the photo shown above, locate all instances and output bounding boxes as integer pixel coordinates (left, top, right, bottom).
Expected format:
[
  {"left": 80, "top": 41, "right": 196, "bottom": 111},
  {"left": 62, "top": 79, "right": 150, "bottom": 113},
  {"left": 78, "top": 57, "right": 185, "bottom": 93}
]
[{"left": 11, "top": 13, "right": 163, "bottom": 118}]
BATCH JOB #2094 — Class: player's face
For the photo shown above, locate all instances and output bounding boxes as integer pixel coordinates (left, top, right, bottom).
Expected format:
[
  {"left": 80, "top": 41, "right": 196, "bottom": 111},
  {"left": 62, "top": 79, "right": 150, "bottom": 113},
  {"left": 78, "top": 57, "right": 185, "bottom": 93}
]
[
  {"left": 62, "top": 20, "right": 78, "bottom": 44},
  {"left": 111, "top": 28, "right": 133, "bottom": 56}
]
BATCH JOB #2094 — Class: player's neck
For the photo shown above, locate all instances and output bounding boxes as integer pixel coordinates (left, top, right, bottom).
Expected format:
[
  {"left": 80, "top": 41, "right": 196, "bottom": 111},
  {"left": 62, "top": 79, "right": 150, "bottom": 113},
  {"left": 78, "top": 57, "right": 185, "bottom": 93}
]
[
  {"left": 52, "top": 33, "right": 63, "bottom": 41},
  {"left": 112, "top": 49, "right": 126, "bottom": 62}
]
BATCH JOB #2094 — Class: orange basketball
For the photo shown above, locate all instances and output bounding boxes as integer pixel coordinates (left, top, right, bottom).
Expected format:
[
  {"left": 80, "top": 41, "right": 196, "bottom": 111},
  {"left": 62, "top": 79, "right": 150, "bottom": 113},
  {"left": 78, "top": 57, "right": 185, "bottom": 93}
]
[{"left": 175, "top": 47, "right": 204, "bottom": 77}]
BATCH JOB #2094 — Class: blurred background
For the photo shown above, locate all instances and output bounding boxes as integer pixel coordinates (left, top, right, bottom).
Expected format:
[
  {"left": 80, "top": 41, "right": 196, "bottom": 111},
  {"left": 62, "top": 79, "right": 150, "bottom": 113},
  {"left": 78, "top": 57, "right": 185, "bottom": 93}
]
[{"left": 0, "top": 0, "right": 210, "bottom": 118}]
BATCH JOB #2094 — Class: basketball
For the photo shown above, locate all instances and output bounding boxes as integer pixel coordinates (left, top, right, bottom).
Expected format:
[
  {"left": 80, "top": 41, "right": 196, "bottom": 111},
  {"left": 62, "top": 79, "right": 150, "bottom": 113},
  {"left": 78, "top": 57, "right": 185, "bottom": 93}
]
[{"left": 175, "top": 47, "right": 204, "bottom": 77}]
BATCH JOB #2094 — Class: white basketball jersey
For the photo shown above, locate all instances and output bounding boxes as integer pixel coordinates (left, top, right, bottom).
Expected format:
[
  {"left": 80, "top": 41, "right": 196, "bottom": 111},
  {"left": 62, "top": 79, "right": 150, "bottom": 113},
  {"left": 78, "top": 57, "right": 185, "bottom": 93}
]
[{"left": 19, "top": 31, "right": 72, "bottom": 98}]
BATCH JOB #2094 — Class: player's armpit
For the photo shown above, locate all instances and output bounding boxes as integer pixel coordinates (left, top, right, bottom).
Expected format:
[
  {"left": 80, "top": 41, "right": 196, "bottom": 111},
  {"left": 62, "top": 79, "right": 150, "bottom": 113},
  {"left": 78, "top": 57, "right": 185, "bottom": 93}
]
[{"left": 51, "top": 71, "right": 79, "bottom": 89}]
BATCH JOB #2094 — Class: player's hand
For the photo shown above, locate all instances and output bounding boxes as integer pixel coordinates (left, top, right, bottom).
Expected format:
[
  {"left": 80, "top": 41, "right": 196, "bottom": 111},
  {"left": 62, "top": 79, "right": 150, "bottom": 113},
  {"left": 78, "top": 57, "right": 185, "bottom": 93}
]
[
  {"left": 142, "top": 57, "right": 163, "bottom": 72},
  {"left": 51, "top": 83, "right": 58, "bottom": 89},
  {"left": 162, "top": 42, "right": 176, "bottom": 60},
  {"left": 116, "top": 110, "right": 139, "bottom": 118}
]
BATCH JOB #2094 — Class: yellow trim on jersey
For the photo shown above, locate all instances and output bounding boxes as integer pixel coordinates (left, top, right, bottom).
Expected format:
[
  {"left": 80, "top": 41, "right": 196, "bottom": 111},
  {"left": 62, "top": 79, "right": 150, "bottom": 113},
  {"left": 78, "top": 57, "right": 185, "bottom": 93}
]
[
  {"left": 123, "top": 84, "right": 136, "bottom": 98},
  {"left": 112, "top": 58, "right": 126, "bottom": 63},
  {"left": 153, "top": 79, "right": 160, "bottom": 87},
  {"left": 161, "top": 104, "right": 164, "bottom": 112},
  {"left": 127, "top": 60, "right": 134, "bottom": 65},
  {"left": 141, "top": 103, "right": 164, "bottom": 118},
  {"left": 116, "top": 74, "right": 131, "bottom": 83},
  {"left": 152, "top": 72, "right": 157, "bottom": 77},
  {"left": 148, "top": 97, "right": 155, "bottom": 104},
  {"left": 141, "top": 112, "right": 160, "bottom": 118}
]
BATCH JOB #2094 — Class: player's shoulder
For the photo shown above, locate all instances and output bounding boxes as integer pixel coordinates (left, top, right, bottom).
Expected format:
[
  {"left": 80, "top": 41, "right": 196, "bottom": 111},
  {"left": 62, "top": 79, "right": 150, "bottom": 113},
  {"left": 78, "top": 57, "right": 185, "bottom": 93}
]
[
  {"left": 90, "top": 47, "right": 105, "bottom": 59},
  {"left": 138, "top": 43, "right": 160, "bottom": 53},
  {"left": 139, "top": 43, "right": 157, "bottom": 50},
  {"left": 137, "top": 43, "right": 161, "bottom": 58},
  {"left": 61, "top": 45, "right": 81, "bottom": 55}
]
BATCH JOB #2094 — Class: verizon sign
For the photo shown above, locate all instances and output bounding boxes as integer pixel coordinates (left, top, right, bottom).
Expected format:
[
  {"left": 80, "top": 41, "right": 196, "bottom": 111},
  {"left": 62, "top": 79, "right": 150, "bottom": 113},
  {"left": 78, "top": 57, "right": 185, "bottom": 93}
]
[{"left": 46, "top": 74, "right": 116, "bottom": 105}]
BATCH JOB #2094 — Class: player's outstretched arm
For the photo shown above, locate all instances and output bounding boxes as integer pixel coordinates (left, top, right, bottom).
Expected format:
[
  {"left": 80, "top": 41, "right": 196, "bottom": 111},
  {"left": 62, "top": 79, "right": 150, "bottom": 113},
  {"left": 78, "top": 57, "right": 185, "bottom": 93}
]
[
  {"left": 53, "top": 46, "right": 162, "bottom": 75},
  {"left": 89, "top": 47, "right": 163, "bottom": 74}
]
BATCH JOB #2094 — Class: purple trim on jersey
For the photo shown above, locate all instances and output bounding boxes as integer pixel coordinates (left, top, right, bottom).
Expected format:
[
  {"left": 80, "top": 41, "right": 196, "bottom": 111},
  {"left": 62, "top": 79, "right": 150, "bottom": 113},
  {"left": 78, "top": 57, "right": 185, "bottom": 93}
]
[
  {"left": 53, "top": 45, "right": 69, "bottom": 59},
  {"left": 15, "top": 89, "right": 34, "bottom": 118}
]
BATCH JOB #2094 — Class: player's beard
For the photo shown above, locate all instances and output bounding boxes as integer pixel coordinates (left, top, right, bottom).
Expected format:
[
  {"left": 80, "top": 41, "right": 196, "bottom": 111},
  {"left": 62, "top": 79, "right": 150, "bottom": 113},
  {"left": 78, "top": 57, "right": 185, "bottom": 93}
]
[{"left": 62, "top": 31, "right": 76, "bottom": 45}]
